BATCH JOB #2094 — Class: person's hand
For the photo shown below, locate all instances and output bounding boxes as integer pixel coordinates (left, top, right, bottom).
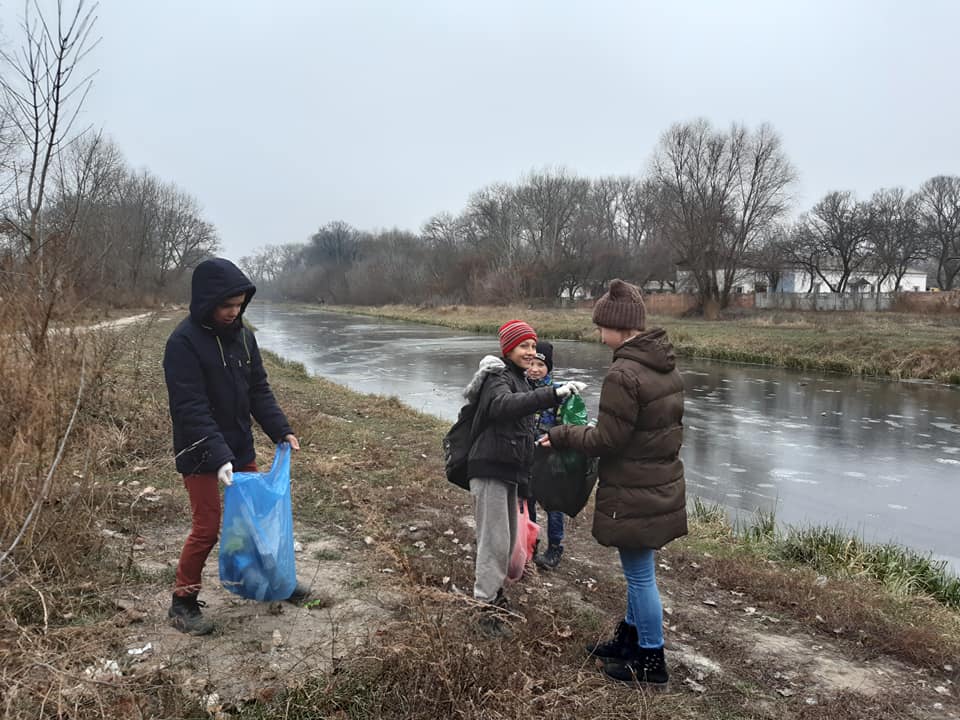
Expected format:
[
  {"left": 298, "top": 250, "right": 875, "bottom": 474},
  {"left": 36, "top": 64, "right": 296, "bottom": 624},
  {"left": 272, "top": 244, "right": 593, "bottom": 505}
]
[
  {"left": 537, "top": 434, "right": 552, "bottom": 448},
  {"left": 284, "top": 434, "right": 300, "bottom": 451},
  {"left": 555, "top": 381, "right": 587, "bottom": 400},
  {"left": 217, "top": 462, "right": 234, "bottom": 486}
]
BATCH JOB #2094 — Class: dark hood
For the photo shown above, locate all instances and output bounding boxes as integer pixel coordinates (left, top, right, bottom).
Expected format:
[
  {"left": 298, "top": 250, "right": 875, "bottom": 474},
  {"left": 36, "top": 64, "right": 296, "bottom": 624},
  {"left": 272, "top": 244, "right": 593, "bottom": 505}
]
[
  {"left": 189, "top": 258, "right": 256, "bottom": 325},
  {"left": 614, "top": 328, "right": 676, "bottom": 373}
]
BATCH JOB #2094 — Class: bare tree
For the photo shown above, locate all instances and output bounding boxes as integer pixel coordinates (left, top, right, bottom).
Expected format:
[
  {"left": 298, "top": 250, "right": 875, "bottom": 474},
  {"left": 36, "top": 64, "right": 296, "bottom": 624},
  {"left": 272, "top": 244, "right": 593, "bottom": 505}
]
[
  {"left": 0, "top": 0, "right": 99, "bottom": 277},
  {"left": 514, "top": 169, "right": 590, "bottom": 299},
  {"left": 798, "top": 191, "right": 871, "bottom": 293},
  {"left": 652, "top": 119, "right": 795, "bottom": 315},
  {"left": 751, "top": 225, "right": 790, "bottom": 292},
  {"left": 239, "top": 245, "right": 284, "bottom": 286},
  {"left": 916, "top": 175, "right": 960, "bottom": 290},
  {"left": 867, "top": 187, "right": 926, "bottom": 291}
]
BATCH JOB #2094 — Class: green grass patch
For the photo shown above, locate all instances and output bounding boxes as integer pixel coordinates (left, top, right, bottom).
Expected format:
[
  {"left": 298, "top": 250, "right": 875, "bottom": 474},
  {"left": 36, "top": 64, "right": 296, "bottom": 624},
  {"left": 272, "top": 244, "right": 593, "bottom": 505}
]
[{"left": 687, "top": 497, "right": 960, "bottom": 610}]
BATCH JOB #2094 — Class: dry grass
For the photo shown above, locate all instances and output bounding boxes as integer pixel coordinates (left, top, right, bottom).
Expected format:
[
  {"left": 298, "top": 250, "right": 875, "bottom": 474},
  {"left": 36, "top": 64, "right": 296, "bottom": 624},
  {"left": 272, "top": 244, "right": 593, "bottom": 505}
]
[{"left": 0, "top": 304, "right": 200, "bottom": 719}]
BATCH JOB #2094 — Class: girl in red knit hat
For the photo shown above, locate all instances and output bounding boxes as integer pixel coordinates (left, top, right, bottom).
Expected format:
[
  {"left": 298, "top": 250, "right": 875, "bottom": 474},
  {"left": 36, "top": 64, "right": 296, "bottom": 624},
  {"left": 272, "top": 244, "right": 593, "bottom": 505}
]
[{"left": 461, "top": 320, "right": 586, "bottom": 636}]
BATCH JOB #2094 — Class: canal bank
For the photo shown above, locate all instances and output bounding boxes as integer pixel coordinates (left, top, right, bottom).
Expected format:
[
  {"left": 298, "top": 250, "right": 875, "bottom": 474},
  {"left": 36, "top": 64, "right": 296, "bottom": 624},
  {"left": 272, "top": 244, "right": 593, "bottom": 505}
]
[{"left": 322, "top": 303, "right": 960, "bottom": 384}]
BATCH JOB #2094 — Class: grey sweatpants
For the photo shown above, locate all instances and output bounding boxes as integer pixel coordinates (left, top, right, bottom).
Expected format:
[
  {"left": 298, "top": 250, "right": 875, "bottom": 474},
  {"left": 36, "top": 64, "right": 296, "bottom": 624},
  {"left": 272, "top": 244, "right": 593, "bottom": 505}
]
[{"left": 470, "top": 477, "right": 518, "bottom": 602}]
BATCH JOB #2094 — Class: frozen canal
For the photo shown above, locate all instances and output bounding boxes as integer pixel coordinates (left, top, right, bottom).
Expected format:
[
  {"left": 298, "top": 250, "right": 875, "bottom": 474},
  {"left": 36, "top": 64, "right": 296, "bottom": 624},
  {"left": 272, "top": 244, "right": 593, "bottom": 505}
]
[{"left": 246, "top": 305, "right": 960, "bottom": 568}]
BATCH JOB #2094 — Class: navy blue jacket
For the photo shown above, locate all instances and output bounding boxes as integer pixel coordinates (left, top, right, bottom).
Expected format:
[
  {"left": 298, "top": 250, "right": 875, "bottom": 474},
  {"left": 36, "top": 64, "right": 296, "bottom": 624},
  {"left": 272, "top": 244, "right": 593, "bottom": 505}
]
[{"left": 163, "top": 258, "right": 293, "bottom": 475}]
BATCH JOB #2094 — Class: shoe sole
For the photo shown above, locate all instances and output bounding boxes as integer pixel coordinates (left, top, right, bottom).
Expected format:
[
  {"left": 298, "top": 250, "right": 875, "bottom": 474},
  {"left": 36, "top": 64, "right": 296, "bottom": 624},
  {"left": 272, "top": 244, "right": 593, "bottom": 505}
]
[
  {"left": 601, "top": 669, "right": 669, "bottom": 690},
  {"left": 585, "top": 650, "right": 624, "bottom": 661},
  {"left": 599, "top": 659, "right": 669, "bottom": 690}
]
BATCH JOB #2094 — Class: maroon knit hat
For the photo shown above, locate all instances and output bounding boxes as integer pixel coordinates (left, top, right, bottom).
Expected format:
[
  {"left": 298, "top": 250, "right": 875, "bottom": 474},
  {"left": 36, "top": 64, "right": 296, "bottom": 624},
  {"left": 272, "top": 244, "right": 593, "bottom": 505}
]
[
  {"left": 591, "top": 279, "right": 646, "bottom": 330},
  {"left": 498, "top": 320, "right": 537, "bottom": 355}
]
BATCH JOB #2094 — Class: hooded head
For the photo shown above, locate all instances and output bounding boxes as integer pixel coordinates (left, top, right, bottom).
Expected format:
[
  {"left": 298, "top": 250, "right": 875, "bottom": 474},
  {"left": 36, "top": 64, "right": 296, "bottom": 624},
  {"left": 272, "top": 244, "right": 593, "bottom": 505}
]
[
  {"left": 591, "top": 279, "right": 646, "bottom": 330},
  {"left": 189, "top": 258, "right": 256, "bottom": 327}
]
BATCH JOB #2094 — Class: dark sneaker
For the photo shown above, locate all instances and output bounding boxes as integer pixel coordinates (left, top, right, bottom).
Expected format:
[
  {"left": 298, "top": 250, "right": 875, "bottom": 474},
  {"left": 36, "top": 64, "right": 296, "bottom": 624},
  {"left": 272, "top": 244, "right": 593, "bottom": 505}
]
[
  {"left": 477, "top": 589, "right": 512, "bottom": 638},
  {"left": 168, "top": 593, "right": 214, "bottom": 636},
  {"left": 602, "top": 646, "right": 669, "bottom": 688},
  {"left": 535, "top": 543, "right": 563, "bottom": 570},
  {"left": 585, "top": 619, "right": 638, "bottom": 660},
  {"left": 285, "top": 581, "right": 312, "bottom": 605}
]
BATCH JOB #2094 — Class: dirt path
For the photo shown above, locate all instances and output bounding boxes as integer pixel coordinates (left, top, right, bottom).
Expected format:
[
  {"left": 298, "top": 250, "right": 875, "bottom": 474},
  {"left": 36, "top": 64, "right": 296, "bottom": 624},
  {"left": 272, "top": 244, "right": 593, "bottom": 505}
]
[
  {"left": 98, "top": 518, "right": 402, "bottom": 711},
  {"left": 84, "top": 312, "right": 157, "bottom": 331}
]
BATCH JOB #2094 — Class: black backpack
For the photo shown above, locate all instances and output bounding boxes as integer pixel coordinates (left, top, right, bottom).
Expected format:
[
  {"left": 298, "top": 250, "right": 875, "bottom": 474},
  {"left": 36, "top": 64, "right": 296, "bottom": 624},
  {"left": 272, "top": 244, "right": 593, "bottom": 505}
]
[{"left": 442, "top": 383, "right": 488, "bottom": 490}]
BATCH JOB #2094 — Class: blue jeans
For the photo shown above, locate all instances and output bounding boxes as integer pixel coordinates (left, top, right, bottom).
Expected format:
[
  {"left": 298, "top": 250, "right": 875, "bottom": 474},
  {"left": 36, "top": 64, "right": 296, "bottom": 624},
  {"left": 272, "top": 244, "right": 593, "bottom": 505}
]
[
  {"left": 527, "top": 502, "right": 564, "bottom": 546},
  {"left": 618, "top": 548, "right": 664, "bottom": 649}
]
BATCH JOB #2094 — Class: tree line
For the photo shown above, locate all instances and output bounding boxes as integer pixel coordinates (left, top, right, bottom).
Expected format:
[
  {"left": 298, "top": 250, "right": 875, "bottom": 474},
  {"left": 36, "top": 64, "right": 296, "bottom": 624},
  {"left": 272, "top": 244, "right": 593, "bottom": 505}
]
[
  {"left": 0, "top": 0, "right": 219, "bottom": 346},
  {"left": 245, "top": 119, "right": 960, "bottom": 310}
]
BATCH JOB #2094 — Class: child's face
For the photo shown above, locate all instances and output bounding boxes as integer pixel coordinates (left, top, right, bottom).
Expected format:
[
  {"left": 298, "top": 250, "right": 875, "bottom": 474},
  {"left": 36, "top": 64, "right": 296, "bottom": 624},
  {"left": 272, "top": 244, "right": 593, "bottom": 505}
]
[
  {"left": 506, "top": 338, "right": 538, "bottom": 369},
  {"left": 213, "top": 294, "right": 245, "bottom": 326},
  {"left": 527, "top": 358, "right": 548, "bottom": 381}
]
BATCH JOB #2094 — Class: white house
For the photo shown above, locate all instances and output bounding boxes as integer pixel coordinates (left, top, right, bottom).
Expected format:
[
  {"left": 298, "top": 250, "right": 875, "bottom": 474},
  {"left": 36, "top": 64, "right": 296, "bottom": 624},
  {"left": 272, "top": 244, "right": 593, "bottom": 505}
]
[
  {"left": 774, "top": 268, "right": 927, "bottom": 293},
  {"left": 676, "top": 265, "right": 928, "bottom": 294}
]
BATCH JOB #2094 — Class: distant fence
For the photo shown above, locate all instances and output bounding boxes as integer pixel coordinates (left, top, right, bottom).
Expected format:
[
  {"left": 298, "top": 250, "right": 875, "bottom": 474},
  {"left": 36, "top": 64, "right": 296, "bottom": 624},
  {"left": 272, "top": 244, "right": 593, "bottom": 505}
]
[
  {"left": 755, "top": 291, "right": 960, "bottom": 313},
  {"left": 755, "top": 292, "right": 894, "bottom": 311},
  {"left": 570, "top": 289, "right": 960, "bottom": 315}
]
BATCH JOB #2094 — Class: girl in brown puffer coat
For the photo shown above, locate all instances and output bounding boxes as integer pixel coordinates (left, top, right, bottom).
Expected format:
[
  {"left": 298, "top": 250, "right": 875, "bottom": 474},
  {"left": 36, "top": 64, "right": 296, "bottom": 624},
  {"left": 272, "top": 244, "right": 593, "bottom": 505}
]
[{"left": 543, "top": 279, "right": 686, "bottom": 688}]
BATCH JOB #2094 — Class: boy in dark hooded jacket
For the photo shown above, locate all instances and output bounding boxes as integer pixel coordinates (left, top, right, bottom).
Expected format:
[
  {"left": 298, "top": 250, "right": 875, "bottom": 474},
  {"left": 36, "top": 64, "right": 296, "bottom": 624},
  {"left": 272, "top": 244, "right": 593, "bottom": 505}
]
[
  {"left": 525, "top": 340, "right": 567, "bottom": 570},
  {"left": 163, "top": 258, "right": 307, "bottom": 635}
]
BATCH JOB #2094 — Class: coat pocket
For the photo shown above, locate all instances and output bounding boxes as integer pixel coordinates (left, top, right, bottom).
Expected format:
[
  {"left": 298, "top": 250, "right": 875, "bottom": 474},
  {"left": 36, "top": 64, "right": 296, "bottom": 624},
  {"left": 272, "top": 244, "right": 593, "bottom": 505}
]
[{"left": 495, "top": 428, "right": 530, "bottom": 467}]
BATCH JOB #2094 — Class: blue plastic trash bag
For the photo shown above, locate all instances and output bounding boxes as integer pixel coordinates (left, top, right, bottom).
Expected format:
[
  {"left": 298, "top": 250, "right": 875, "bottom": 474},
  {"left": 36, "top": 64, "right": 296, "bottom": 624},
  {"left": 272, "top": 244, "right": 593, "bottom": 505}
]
[{"left": 219, "top": 443, "right": 297, "bottom": 601}]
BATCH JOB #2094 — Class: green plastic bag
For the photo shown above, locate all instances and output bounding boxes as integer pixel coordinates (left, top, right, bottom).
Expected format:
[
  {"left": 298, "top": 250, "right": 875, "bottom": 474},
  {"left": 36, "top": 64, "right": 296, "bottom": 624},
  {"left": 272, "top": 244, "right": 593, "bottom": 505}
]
[
  {"left": 531, "top": 392, "right": 598, "bottom": 517},
  {"left": 559, "top": 393, "right": 588, "bottom": 426}
]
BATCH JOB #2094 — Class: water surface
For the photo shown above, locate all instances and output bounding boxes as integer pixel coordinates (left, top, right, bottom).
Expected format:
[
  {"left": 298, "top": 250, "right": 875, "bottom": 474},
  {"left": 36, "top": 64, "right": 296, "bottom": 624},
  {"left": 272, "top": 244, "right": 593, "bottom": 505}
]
[{"left": 246, "top": 305, "right": 960, "bottom": 567}]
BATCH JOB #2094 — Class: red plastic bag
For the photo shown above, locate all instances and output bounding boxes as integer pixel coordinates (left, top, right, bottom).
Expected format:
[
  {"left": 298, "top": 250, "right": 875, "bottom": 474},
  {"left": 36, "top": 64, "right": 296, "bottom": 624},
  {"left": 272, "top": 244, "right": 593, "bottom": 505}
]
[{"left": 506, "top": 499, "right": 539, "bottom": 582}]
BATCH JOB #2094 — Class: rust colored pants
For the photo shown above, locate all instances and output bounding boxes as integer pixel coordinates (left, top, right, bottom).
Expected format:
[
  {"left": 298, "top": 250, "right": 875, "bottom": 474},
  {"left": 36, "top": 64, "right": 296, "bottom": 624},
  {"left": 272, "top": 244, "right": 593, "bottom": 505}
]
[{"left": 174, "top": 461, "right": 257, "bottom": 596}]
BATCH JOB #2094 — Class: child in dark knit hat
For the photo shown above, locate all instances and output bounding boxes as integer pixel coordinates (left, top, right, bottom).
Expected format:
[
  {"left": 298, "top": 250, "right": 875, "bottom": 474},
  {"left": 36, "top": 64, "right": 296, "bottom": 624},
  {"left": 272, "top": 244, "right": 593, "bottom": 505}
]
[
  {"left": 540, "top": 279, "right": 686, "bottom": 687},
  {"left": 525, "top": 340, "right": 567, "bottom": 570}
]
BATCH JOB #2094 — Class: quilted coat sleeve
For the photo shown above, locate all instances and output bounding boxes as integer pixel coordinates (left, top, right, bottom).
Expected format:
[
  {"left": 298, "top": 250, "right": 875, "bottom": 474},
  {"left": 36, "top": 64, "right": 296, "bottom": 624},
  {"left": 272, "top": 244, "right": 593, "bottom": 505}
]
[{"left": 549, "top": 367, "right": 635, "bottom": 457}]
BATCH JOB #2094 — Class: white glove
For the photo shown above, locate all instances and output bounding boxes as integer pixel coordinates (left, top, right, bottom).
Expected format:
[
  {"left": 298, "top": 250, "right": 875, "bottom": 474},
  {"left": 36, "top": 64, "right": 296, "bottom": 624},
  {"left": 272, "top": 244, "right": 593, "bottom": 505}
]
[
  {"left": 217, "top": 462, "right": 234, "bottom": 486},
  {"left": 555, "top": 381, "right": 587, "bottom": 400},
  {"left": 478, "top": 355, "right": 505, "bottom": 373}
]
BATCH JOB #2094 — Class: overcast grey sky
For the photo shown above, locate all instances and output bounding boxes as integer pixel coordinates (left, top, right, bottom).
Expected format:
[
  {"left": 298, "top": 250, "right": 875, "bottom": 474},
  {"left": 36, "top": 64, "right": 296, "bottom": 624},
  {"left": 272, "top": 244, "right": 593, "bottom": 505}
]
[{"left": 4, "top": 1, "right": 959, "bottom": 259}]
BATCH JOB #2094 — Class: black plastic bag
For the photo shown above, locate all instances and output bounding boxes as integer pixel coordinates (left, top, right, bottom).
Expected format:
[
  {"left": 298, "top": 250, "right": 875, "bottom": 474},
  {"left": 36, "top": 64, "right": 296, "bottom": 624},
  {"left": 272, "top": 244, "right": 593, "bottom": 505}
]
[{"left": 530, "top": 445, "right": 598, "bottom": 517}]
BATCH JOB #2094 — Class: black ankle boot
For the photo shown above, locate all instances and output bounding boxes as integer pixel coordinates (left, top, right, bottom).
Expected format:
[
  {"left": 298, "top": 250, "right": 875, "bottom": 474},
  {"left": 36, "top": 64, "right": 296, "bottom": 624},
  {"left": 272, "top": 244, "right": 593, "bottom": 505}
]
[
  {"left": 585, "top": 620, "right": 638, "bottom": 660},
  {"left": 168, "top": 592, "right": 214, "bottom": 636},
  {"left": 535, "top": 543, "right": 563, "bottom": 570},
  {"left": 603, "top": 646, "right": 669, "bottom": 687}
]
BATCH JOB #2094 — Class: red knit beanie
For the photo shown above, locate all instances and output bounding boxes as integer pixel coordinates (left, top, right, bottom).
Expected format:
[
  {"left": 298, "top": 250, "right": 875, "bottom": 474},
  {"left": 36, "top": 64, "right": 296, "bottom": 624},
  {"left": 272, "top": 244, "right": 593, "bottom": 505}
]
[{"left": 498, "top": 320, "right": 537, "bottom": 356}]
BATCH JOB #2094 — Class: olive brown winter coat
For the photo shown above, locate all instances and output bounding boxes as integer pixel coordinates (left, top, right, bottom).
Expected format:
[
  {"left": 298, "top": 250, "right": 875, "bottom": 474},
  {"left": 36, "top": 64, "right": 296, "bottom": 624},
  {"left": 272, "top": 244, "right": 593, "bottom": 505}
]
[{"left": 548, "top": 329, "right": 687, "bottom": 550}]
